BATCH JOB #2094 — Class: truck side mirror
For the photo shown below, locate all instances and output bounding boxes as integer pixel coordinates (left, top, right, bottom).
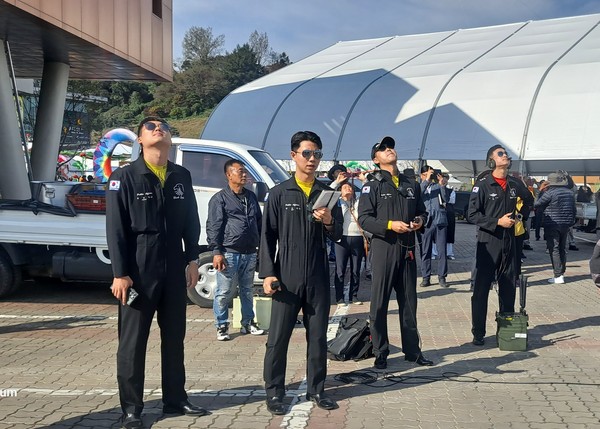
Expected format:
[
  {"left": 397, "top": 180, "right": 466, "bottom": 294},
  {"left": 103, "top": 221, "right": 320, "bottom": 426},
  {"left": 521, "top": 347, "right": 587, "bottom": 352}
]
[
  {"left": 251, "top": 181, "right": 269, "bottom": 202},
  {"left": 131, "top": 139, "right": 141, "bottom": 161}
]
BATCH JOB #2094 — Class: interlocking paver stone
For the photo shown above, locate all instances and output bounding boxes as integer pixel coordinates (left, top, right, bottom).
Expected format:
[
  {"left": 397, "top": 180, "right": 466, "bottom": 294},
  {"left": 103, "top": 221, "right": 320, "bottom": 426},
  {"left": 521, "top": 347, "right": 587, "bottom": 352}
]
[{"left": 1, "top": 222, "right": 599, "bottom": 428}]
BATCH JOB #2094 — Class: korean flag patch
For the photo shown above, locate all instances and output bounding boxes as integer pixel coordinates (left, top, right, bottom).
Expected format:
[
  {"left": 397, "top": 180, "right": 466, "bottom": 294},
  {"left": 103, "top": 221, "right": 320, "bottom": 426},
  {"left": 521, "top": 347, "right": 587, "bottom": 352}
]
[
  {"left": 472, "top": 186, "right": 479, "bottom": 193},
  {"left": 109, "top": 180, "right": 121, "bottom": 191},
  {"left": 362, "top": 185, "right": 370, "bottom": 194}
]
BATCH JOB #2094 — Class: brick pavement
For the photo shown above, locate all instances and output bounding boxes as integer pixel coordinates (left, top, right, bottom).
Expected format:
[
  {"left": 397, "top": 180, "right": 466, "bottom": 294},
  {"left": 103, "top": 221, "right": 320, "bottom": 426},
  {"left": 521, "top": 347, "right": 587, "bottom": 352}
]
[{"left": 0, "top": 221, "right": 599, "bottom": 428}]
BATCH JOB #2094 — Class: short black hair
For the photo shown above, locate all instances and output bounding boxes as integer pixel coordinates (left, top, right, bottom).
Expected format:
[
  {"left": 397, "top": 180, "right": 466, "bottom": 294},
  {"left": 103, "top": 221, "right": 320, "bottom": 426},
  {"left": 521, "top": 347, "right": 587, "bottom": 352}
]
[
  {"left": 137, "top": 116, "right": 169, "bottom": 136},
  {"left": 291, "top": 131, "right": 322, "bottom": 152},
  {"left": 486, "top": 144, "right": 505, "bottom": 162},
  {"left": 224, "top": 159, "right": 244, "bottom": 174},
  {"left": 420, "top": 165, "right": 432, "bottom": 174}
]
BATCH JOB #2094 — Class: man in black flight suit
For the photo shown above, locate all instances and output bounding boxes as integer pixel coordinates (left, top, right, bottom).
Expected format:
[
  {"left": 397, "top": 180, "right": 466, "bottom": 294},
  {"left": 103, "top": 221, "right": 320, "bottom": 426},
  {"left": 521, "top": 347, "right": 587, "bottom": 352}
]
[
  {"left": 358, "top": 136, "right": 433, "bottom": 370},
  {"left": 106, "top": 117, "right": 206, "bottom": 429},
  {"left": 260, "top": 131, "right": 343, "bottom": 415},
  {"left": 467, "top": 144, "right": 533, "bottom": 346}
]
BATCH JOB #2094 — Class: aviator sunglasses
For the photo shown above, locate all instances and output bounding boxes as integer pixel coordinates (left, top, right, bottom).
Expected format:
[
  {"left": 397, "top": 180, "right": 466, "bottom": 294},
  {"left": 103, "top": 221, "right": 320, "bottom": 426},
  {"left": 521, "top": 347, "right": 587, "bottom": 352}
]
[
  {"left": 294, "top": 149, "right": 324, "bottom": 160},
  {"left": 496, "top": 150, "right": 508, "bottom": 157},
  {"left": 143, "top": 122, "right": 170, "bottom": 133}
]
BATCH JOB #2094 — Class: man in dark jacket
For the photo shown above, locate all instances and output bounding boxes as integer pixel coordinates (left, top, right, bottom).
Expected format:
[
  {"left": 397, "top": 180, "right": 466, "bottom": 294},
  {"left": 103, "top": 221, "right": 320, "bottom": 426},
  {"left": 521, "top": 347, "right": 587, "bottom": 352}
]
[
  {"left": 106, "top": 117, "right": 206, "bottom": 429},
  {"left": 419, "top": 165, "right": 449, "bottom": 287},
  {"left": 260, "top": 131, "right": 343, "bottom": 415},
  {"left": 358, "top": 136, "right": 433, "bottom": 370},
  {"left": 534, "top": 171, "right": 577, "bottom": 284},
  {"left": 207, "top": 159, "right": 263, "bottom": 341},
  {"left": 467, "top": 145, "right": 533, "bottom": 346}
]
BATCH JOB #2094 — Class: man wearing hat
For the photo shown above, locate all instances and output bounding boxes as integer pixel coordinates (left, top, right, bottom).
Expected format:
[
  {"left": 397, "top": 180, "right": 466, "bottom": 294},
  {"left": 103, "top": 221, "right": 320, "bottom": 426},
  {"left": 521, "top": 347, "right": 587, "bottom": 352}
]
[
  {"left": 419, "top": 165, "right": 449, "bottom": 288},
  {"left": 327, "top": 164, "right": 348, "bottom": 187},
  {"left": 534, "top": 171, "right": 577, "bottom": 284},
  {"left": 358, "top": 136, "right": 433, "bottom": 370},
  {"left": 468, "top": 144, "right": 533, "bottom": 346}
]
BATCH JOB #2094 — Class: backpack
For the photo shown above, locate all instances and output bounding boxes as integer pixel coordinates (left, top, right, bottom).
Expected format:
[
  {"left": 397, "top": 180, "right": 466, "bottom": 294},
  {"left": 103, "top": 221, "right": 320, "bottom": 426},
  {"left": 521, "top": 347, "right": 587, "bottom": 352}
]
[{"left": 327, "top": 317, "right": 374, "bottom": 361}]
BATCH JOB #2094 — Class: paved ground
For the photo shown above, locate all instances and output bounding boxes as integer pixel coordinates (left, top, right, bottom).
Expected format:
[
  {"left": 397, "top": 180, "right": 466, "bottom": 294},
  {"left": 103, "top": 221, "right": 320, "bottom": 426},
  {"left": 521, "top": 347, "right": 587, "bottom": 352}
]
[{"left": 1, "top": 221, "right": 599, "bottom": 429}]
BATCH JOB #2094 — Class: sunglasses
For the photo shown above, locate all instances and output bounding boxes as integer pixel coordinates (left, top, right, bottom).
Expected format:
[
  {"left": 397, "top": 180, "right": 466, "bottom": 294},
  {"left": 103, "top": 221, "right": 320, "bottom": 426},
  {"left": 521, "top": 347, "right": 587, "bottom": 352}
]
[
  {"left": 143, "top": 122, "right": 170, "bottom": 133},
  {"left": 496, "top": 150, "right": 508, "bottom": 157},
  {"left": 294, "top": 150, "right": 323, "bottom": 160}
]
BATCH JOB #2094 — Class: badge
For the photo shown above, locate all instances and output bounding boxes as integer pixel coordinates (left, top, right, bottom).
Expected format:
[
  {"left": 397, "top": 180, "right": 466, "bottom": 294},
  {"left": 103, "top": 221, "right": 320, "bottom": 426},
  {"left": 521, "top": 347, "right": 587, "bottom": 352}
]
[
  {"left": 173, "top": 183, "right": 184, "bottom": 199},
  {"left": 472, "top": 186, "right": 479, "bottom": 193},
  {"left": 362, "top": 186, "right": 370, "bottom": 194},
  {"left": 109, "top": 180, "right": 120, "bottom": 191}
]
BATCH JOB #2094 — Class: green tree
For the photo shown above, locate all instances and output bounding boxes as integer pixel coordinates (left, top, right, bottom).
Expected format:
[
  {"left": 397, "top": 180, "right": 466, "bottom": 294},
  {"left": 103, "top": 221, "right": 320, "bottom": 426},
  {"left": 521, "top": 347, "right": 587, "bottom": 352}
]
[
  {"left": 182, "top": 26, "right": 225, "bottom": 66},
  {"left": 221, "top": 44, "right": 265, "bottom": 92},
  {"left": 266, "top": 52, "right": 291, "bottom": 73},
  {"left": 93, "top": 81, "right": 153, "bottom": 131},
  {"left": 249, "top": 30, "right": 270, "bottom": 66}
]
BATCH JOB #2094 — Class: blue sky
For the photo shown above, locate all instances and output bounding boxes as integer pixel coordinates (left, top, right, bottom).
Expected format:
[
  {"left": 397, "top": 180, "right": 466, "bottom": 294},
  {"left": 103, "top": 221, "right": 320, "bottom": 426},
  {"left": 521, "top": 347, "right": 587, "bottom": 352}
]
[{"left": 172, "top": 0, "right": 600, "bottom": 63}]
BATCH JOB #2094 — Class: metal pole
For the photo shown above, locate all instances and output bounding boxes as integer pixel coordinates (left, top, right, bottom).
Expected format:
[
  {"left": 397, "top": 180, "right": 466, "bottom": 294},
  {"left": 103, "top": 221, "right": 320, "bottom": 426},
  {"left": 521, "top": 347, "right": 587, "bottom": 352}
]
[{"left": 4, "top": 41, "right": 32, "bottom": 182}]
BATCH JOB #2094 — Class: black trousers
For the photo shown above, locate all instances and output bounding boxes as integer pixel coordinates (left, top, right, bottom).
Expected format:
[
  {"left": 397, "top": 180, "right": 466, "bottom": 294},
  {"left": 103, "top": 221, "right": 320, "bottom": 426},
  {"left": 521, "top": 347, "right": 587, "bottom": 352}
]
[
  {"left": 471, "top": 236, "right": 516, "bottom": 339},
  {"left": 264, "top": 282, "right": 330, "bottom": 398},
  {"left": 334, "top": 235, "right": 365, "bottom": 303},
  {"left": 545, "top": 226, "right": 569, "bottom": 277},
  {"left": 534, "top": 213, "right": 543, "bottom": 239},
  {"left": 515, "top": 234, "right": 525, "bottom": 276},
  {"left": 117, "top": 284, "right": 188, "bottom": 414},
  {"left": 446, "top": 210, "right": 456, "bottom": 244},
  {"left": 369, "top": 240, "right": 421, "bottom": 359}
]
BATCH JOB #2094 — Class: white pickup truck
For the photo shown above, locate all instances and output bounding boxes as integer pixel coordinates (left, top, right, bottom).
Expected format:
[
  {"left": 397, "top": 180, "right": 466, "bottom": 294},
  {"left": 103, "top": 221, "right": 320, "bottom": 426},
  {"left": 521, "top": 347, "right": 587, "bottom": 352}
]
[
  {"left": 0, "top": 138, "right": 289, "bottom": 307},
  {"left": 575, "top": 201, "right": 598, "bottom": 233}
]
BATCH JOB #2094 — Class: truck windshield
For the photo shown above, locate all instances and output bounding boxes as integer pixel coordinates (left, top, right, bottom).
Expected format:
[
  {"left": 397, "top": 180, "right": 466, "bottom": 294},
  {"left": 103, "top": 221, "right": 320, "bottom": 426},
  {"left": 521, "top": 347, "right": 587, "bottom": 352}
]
[{"left": 248, "top": 150, "right": 290, "bottom": 184}]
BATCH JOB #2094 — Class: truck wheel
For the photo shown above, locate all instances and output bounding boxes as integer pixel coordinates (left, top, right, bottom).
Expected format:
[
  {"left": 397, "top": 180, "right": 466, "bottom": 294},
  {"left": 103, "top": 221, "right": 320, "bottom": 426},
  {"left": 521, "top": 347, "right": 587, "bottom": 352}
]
[
  {"left": 187, "top": 252, "right": 217, "bottom": 308},
  {"left": 0, "top": 249, "right": 21, "bottom": 298}
]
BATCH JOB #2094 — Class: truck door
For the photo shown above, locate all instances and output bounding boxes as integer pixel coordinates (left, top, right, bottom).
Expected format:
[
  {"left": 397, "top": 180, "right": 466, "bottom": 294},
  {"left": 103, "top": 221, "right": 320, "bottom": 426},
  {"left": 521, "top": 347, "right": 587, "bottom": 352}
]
[{"left": 180, "top": 150, "right": 260, "bottom": 246}]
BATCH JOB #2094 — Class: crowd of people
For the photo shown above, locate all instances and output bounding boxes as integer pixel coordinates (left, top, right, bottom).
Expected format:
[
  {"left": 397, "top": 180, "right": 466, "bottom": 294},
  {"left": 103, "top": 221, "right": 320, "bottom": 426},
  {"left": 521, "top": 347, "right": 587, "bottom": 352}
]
[{"left": 105, "top": 117, "right": 600, "bottom": 428}]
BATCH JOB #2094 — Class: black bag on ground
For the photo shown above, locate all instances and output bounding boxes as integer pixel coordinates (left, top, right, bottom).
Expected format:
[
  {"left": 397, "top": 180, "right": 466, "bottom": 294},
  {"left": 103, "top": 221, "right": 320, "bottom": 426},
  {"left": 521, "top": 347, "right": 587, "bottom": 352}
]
[{"left": 327, "top": 317, "right": 374, "bottom": 361}]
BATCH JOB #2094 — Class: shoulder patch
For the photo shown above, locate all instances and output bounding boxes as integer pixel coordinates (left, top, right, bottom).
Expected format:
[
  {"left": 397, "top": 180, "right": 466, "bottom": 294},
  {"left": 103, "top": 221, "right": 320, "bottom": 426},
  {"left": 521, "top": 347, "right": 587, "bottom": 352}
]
[
  {"left": 472, "top": 186, "right": 479, "bottom": 193},
  {"left": 362, "top": 186, "right": 370, "bottom": 194},
  {"left": 109, "top": 180, "right": 120, "bottom": 191}
]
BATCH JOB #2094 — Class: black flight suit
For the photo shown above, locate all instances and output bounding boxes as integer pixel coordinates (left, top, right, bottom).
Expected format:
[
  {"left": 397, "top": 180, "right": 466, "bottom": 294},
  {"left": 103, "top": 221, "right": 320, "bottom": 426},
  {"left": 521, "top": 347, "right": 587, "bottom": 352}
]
[
  {"left": 358, "top": 171, "right": 428, "bottom": 360},
  {"left": 106, "top": 157, "right": 201, "bottom": 415},
  {"left": 259, "top": 177, "right": 342, "bottom": 399},
  {"left": 467, "top": 174, "right": 533, "bottom": 339}
]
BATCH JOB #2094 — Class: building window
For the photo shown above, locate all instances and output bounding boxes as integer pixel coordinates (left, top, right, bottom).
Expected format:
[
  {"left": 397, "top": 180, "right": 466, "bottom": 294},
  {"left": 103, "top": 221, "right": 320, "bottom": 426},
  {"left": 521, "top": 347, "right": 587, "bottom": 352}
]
[{"left": 152, "top": 0, "right": 162, "bottom": 18}]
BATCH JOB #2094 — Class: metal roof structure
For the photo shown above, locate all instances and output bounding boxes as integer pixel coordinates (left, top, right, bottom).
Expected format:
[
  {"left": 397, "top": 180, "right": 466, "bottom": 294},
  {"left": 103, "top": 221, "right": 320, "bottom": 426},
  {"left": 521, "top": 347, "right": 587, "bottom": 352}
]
[
  {"left": 0, "top": 0, "right": 172, "bottom": 81},
  {"left": 201, "top": 14, "right": 600, "bottom": 176}
]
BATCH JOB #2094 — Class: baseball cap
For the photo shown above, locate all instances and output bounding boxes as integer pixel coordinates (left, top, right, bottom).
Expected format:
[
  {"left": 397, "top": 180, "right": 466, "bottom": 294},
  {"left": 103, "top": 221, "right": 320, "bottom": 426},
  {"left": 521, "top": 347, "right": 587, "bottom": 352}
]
[{"left": 371, "top": 136, "right": 395, "bottom": 160}]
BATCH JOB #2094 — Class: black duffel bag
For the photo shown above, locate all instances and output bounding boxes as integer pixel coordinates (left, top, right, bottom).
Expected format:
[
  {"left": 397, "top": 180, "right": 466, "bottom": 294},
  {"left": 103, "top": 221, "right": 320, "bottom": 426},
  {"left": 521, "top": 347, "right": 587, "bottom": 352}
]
[{"left": 327, "top": 317, "right": 374, "bottom": 361}]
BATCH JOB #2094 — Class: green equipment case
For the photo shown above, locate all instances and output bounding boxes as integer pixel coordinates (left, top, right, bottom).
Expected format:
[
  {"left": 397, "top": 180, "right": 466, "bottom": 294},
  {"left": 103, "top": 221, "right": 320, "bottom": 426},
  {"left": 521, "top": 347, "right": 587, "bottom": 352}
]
[{"left": 495, "top": 275, "right": 528, "bottom": 351}]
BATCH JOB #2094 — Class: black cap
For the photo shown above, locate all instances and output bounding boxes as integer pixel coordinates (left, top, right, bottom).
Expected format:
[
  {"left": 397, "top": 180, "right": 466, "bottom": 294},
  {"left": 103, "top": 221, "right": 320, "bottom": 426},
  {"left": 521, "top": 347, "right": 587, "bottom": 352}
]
[{"left": 371, "top": 136, "right": 395, "bottom": 160}]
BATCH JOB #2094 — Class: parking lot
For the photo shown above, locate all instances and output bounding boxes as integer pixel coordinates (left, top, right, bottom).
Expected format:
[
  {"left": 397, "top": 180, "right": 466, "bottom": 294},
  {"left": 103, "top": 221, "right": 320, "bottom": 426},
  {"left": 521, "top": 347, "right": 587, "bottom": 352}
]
[{"left": 1, "top": 221, "right": 599, "bottom": 429}]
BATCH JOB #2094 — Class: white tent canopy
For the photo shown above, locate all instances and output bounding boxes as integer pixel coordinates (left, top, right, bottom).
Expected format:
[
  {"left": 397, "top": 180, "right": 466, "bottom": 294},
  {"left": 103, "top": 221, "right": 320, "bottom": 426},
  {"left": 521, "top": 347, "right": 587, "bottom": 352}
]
[{"left": 201, "top": 14, "right": 600, "bottom": 177}]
